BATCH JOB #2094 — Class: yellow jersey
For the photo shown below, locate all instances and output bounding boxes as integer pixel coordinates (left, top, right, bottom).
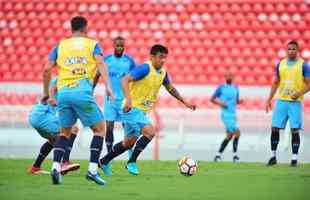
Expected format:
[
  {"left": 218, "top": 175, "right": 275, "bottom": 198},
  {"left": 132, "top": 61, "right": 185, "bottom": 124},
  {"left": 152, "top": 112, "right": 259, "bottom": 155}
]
[
  {"left": 56, "top": 37, "right": 98, "bottom": 89},
  {"left": 129, "top": 61, "right": 167, "bottom": 113},
  {"left": 277, "top": 58, "right": 305, "bottom": 101}
]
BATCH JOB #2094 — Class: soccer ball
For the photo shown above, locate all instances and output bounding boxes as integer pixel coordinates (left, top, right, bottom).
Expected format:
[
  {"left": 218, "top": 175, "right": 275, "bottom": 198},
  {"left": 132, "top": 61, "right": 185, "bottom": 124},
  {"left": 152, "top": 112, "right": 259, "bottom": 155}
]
[{"left": 178, "top": 156, "right": 198, "bottom": 176}]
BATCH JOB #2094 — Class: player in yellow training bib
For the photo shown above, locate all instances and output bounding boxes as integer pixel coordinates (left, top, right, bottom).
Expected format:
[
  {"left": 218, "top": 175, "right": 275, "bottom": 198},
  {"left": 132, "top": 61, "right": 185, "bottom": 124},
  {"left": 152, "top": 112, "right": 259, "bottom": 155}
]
[
  {"left": 265, "top": 40, "right": 310, "bottom": 167},
  {"left": 99, "top": 44, "right": 196, "bottom": 176},
  {"left": 42, "top": 16, "right": 110, "bottom": 186}
]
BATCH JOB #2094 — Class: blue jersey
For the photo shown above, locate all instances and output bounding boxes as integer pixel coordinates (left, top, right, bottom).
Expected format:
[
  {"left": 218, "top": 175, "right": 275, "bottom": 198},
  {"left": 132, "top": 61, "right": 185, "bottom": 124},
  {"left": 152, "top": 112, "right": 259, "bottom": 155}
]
[
  {"left": 104, "top": 54, "right": 135, "bottom": 101},
  {"left": 212, "top": 84, "right": 239, "bottom": 117}
]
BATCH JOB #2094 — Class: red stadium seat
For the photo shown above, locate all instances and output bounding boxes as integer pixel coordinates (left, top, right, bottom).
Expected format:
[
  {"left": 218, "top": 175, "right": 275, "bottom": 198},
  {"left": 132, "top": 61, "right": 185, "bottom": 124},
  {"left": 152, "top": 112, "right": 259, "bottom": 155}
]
[{"left": 0, "top": 1, "right": 309, "bottom": 85}]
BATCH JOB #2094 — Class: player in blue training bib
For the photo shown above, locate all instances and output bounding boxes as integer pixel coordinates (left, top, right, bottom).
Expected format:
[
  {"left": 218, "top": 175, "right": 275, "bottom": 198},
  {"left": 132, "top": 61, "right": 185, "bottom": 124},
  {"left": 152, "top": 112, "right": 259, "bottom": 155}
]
[
  {"left": 265, "top": 40, "right": 310, "bottom": 167},
  {"left": 28, "top": 77, "right": 80, "bottom": 175},
  {"left": 103, "top": 36, "right": 135, "bottom": 154},
  {"left": 211, "top": 71, "right": 242, "bottom": 163}
]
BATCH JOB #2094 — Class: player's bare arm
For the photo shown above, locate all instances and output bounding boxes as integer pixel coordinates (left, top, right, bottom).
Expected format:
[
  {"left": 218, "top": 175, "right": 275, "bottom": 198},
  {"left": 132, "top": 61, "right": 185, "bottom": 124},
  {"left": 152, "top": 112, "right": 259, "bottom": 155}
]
[
  {"left": 95, "top": 55, "right": 114, "bottom": 100},
  {"left": 42, "top": 61, "right": 56, "bottom": 104},
  {"left": 48, "top": 83, "right": 57, "bottom": 106},
  {"left": 164, "top": 83, "right": 196, "bottom": 110},
  {"left": 92, "top": 70, "right": 101, "bottom": 89},
  {"left": 121, "top": 74, "right": 134, "bottom": 112},
  {"left": 210, "top": 96, "right": 227, "bottom": 108},
  {"left": 265, "top": 76, "right": 280, "bottom": 113},
  {"left": 291, "top": 77, "right": 310, "bottom": 100}
]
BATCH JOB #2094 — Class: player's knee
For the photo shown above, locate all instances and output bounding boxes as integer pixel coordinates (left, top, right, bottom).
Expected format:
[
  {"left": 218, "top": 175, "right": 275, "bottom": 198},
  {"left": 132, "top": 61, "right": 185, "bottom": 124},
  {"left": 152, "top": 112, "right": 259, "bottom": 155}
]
[
  {"left": 48, "top": 135, "right": 57, "bottom": 145},
  {"left": 142, "top": 125, "right": 156, "bottom": 139},
  {"left": 122, "top": 137, "right": 136, "bottom": 148},
  {"left": 91, "top": 121, "right": 106, "bottom": 136},
  {"left": 272, "top": 127, "right": 280, "bottom": 134},
  {"left": 226, "top": 135, "right": 233, "bottom": 140},
  {"left": 234, "top": 130, "right": 241, "bottom": 137}
]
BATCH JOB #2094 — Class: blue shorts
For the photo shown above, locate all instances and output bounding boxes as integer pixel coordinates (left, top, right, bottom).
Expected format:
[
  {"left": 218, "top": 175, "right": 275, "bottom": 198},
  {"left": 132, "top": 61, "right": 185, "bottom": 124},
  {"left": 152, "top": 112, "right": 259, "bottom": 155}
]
[
  {"left": 121, "top": 108, "right": 151, "bottom": 138},
  {"left": 272, "top": 99, "right": 303, "bottom": 129},
  {"left": 57, "top": 80, "right": 104, "bottom": 128},
  {"left": 221, "top": 114, "right": 239, "bottom": 133},
  {"left": 29, "top": 112, "right": 59, "bottom": 139},
  {"left": 103, "top": 96, "right": 122, "bottom": 122}
]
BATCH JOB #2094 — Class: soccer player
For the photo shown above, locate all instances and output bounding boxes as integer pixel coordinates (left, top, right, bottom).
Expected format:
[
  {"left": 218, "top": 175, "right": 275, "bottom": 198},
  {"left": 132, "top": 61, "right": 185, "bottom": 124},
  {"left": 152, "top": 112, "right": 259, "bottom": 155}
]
[
  {"left": 42, "top": 16, "right": 110, "bottom": 185},
  {"left": 211, "top": 71, "right": 242, "bottom": 163},
  {"left": 266, "top": 40, "right": 310, "bottom": 167},
  {"left": 103, "top": 36, "right": 135, "bottom": 154},
  {"left": 28, "top": 77, "right": 80, "bottom": 175},
  {"left": 99, "top": 44, "right": 196, "bottom": 176}
]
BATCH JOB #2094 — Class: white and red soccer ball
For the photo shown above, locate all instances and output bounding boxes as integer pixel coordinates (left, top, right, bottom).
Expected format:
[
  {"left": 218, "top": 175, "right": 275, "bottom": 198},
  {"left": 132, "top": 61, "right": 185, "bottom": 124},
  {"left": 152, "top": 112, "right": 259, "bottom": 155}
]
[{"left": 178, "top": 156, "right": 198, "bottom": 176}]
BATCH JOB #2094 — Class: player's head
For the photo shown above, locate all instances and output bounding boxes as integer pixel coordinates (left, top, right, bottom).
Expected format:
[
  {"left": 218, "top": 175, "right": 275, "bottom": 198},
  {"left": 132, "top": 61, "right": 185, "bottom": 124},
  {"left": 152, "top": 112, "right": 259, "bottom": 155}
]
[
  {"left": 71, "top": 16, "right": 88, "bottom": 34},
  {"left": 287, "top": 40, "right": 298, "bottom": 60},
  {"left": 113, "top": 36, "right": 125, "bottom": 57},
  {"left": 150, "top": 44, "right": 168, "bottom": 69},
  {"left": 224, "top": 70, "right": 234, "bottom": 84}
]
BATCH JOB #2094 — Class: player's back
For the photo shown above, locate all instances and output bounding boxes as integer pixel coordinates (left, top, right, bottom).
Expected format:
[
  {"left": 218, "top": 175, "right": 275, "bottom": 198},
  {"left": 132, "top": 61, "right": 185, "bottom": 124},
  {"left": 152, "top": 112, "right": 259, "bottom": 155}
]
[
  {"left": 56, "top": 37, "right": 98, "bottom": 92},
  {"left": 104, "top": 54, "right": 135, "bottom": 101}
]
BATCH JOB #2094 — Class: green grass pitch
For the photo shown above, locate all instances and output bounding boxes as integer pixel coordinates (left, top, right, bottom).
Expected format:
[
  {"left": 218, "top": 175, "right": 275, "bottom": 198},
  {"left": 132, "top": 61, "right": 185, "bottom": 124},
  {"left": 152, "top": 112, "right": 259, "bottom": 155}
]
[{"left": 0, "top": 159, "right": 309, "bottom": 200}]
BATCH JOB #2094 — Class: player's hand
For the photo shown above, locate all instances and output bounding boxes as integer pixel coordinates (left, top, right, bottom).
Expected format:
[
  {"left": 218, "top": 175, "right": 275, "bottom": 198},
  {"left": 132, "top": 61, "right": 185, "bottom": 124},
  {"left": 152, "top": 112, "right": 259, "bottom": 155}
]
[
  {"left": 221, "top": 102, "right": 228, "bottom": 108},
  {"left": 265, "top": 99, "right": 272, "bottom": 113},
  {"left": 123, "top": 98, "right": 132, "bottom": 113},
  {"left": 291, "top": 91, "right": 301, "bottom": 100},
  {"left": 184, "top": 101, "right": 196, "bottom": 110},
  {"left": 238, "top": 99, "right": 244, "bottom": 104},
  {"left": 48, "top": 97, "right": 57, "bottom": 106},
  {"left": 40, "top": 95, "right": 49, "bottom": 105}
]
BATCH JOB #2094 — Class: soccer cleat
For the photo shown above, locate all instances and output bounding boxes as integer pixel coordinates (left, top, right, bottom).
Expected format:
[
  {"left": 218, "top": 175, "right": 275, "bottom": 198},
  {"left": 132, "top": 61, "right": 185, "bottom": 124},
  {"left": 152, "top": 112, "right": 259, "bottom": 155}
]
[
  {"left": 28, "top": 166, "right": 50, "bottom": 175},
  {"left": 290, "top": 160, "right": 298, "bottom": 167},
  {"left": 214, "top": 155, "right": 222, "bottom": 162},
  {"left": 267, "top": 156, "right": 277, "bottom": 166},
  {"left": 86, "top": 171, "right": 106, "bottom": 186},
  {"left": 100, "top": 164, "right": 113, "bottom": 177},
  {"left": 60, "top": 161, "right": 80, "bottom": 175},
  {"left": 233, "top": 155, "right": 240, "bottom": 163},
  {"left": 126, "top": 162, "right": 139, "bottom": 176},
  {"left": 51, "top": 169, "right": 62, "bottom": 185}
]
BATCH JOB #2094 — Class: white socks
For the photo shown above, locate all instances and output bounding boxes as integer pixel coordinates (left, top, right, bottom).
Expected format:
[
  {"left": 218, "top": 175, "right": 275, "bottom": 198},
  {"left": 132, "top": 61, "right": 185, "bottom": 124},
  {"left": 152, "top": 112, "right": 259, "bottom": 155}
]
[
  {"left": 88, "top": 162, "right": 98, "bottom": 175},
  {"left": 292, "top": 154, "right": 298, "bottom": 161},
  {"left": 271, "top": 150, "right": 277, "bottom": 158},
  {"left": 52, "top": 162, "right": 61, "bottom": 172}
]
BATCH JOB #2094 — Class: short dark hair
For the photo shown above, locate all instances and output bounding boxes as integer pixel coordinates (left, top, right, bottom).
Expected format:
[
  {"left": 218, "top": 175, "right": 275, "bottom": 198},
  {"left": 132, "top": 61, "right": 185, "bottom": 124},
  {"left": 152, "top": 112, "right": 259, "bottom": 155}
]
[
  {"left": 114, "top": 36, "right": 125, "bottom": 42},
  {"left": 150, "top": 44, "right": 168, "bottom": 55},
  {"left": 71, "top": 16, "right": 87, "bottom": 31},
  {"left": 288, "top": 40, "right": 298, "bottom": 47}
]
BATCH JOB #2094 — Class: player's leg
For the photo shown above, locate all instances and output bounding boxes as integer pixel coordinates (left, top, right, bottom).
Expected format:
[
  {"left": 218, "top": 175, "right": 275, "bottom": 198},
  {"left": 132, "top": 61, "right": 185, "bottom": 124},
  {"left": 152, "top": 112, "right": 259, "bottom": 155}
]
[
  {"left": 214, "top": 116, "right": 234, "bottom": 162},
  {"left": 105, "top": 121, "right": 115, "bottom": 153},
  {"left": 103, "top": 96, "right": 117, "bottom": 153},
  {"left": 51, "top": 102, "right": 77, "bottom": 184},
  {"left": 126, "top": 124, "right": 156, "bottom": 175},
  {"left": 99, "top": 135, "right": 137, "bottom": 176},
  {"left": 288, "top": 101, "right": 303, "bottom": 167},
  {"left": 29, "top": 135, "right": 55, "bottom": 175},
  {"left": 28, "top": 113, "right": 58, "bottom": 175},
  {"left": 51, "top": 127, "right": 72, "bottom": 184},
  {"left": 268, "top": 100, "right": 288, "bottom": 166},
  {"left": 214, "top": 133, "right": 233, "bottom": 162},
  {"left": 61, "top": 125, "right": 80, "bottom": 175},
  {"left": 84, "top": 121, "right": 106, "bottom": 185},
  {"left": 69, "top": 87, "right": 107, "bottom": 185},
  {"left": 232, "top": 129, "right": 241, "bottom": 162}
]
